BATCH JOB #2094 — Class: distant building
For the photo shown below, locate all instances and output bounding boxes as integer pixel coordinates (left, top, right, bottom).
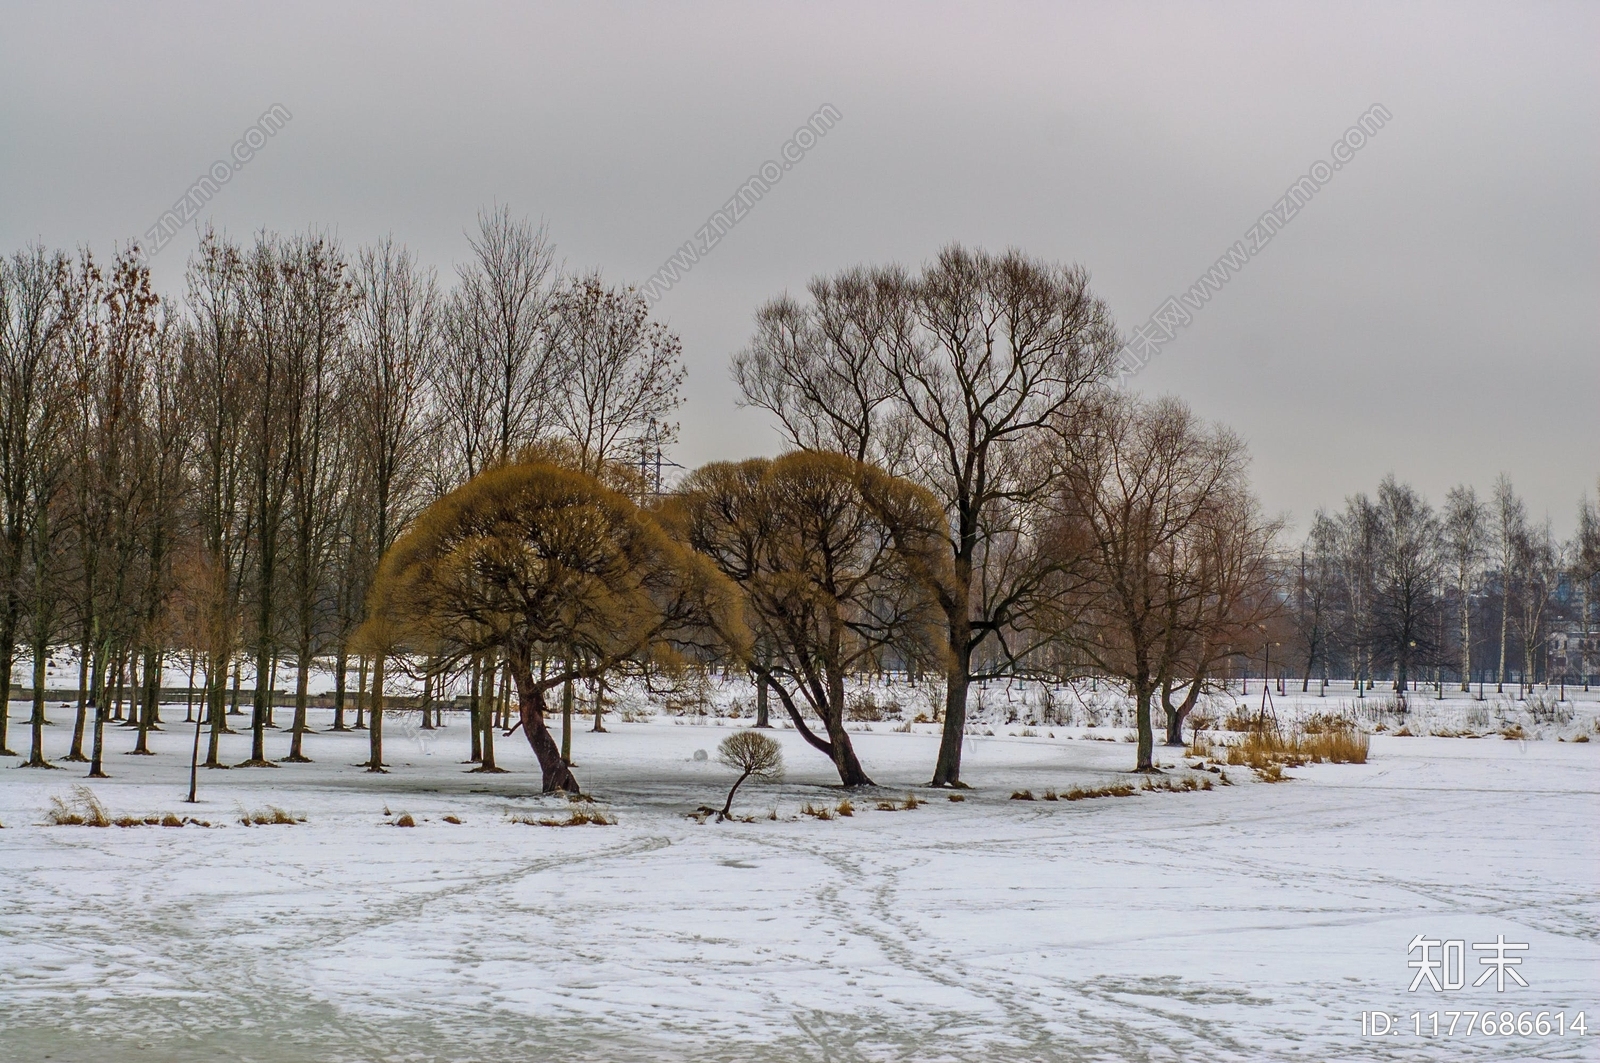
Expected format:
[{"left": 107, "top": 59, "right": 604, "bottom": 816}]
[{"left": 1548, "top": 626, "right": 1598, "bottom": 684}]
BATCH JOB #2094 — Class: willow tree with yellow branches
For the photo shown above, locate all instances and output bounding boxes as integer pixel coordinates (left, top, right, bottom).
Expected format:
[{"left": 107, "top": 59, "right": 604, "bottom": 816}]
[{"left": 363, "top": 459, "right": 743, "bottom": 792}]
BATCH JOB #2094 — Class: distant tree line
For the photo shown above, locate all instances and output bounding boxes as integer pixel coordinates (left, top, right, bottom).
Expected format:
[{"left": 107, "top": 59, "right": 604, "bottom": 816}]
[{"left": 1280, "top": 474, "right": 1599, "bottom": 700}]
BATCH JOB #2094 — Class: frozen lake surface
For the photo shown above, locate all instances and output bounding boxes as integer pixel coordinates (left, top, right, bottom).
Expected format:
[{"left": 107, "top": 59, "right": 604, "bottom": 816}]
[{"left": 1, "top": 696, "right": 1596, "bottom": 1062}]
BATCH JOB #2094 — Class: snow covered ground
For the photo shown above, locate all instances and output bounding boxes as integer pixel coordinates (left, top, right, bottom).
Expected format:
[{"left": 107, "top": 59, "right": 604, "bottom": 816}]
[{"left": 1, "top": 692, "right": 1596, "bottom": 1063}]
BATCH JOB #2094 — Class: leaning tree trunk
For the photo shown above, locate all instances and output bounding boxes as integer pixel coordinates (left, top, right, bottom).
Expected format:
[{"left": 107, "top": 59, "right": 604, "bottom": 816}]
[
  {"left": 822, "top": 669, "right": 873, "bottom": 787},
  {"left": 507, "top": 656, "right": 579, "bottom": 793}
]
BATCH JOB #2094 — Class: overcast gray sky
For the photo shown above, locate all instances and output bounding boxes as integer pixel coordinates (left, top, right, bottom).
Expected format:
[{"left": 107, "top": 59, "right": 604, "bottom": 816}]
[{"left": 3, "top": 1, "right": 1594, "bottom": 536}]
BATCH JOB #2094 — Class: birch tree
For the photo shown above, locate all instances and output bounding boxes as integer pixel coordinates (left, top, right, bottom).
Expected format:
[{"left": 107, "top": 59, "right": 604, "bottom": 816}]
[
  {"left": 1491, "top": 476, "right": 1526, "bottom": 692},
  {"left": 1441, "top": 485, "right": 1489, "bottom": 690}
]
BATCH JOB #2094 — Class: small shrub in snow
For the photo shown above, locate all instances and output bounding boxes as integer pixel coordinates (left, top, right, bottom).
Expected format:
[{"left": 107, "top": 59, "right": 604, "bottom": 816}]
[
  {"left": 1525, "top": 692, "right": 1573, "bottom": 726},
  {"left": 716, "top": 731, "right": 783, "bottom": 821}
]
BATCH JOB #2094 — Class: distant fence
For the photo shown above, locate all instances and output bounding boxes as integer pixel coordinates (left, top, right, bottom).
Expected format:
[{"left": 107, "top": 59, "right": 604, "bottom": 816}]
[{"left": 6, "top": 688, "right": 475, "bottom": 711}]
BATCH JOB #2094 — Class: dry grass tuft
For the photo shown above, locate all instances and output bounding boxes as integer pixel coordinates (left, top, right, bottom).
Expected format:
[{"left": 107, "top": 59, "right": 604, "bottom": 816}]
[
  {"left": 160, "top": 813, "right": 184, "bottom": 827},
  {"left": 835, "top": 799, "right": 854, "bottom": 817},
  {"left": 395, "top": 814, "right": 416, "bottom": 827},
  {"left": 1009, "top": 789, "right": 1035, "bottom": 801},
  {"left": 1223, "top": 729, "right": 1368, "bottom": 769},
  {"left": 442, "top": 814, "right": 462, "bottom": 824},
  {"left": 1574, "top": 734, "right": 1590, "bottom": 744},
  {"left": 514, "top": 809, "right": 614, "bottom": 827},
  {"left": 1062, "top": 782, "right": 1137, "bottom": 801},
  {"left": 1501, "top": 723, "right": 1528, "bottom": 740},
  {"left": 46, "top": 786, "right": 111, "bottom": 827},
  {"left": 1042, "top": 788, "right": 1059, "bottom": 801},
  {"left": 946, "top": 793, "right": 965, "bottom": 802},
  {"left": 800, "top": 802, "right": 834, "bottom": 820},
  {"left": 1140, "top": 774, "right": 1211, "bottom": 793},
  {"left": 239, "top": 806, "right": 303, "bottom": 826},
  {"left": 901, "top": 792, "right": 922, "bottom": 810}
]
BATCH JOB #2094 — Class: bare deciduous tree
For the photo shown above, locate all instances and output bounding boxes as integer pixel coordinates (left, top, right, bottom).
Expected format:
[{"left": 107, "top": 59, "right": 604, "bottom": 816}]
[
  {"left": 549, "top": 272, "right": 685, "bottom": 484},
  {"left": 735, "top": 245, "right": 1117, "bottom": 787},
  {"left": 1048, "top": 394, "right": 1256, "bottom": 771}
]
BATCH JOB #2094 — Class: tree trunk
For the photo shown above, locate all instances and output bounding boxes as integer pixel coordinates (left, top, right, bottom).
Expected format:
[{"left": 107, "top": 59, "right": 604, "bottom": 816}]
[
  {"left": 1497, "top": 589, "right": 1510, "bottom": 692},
  {"left": 473, "top": 654, "right": 502, "bottom": 773},
  {"left": 366, "top": 653, "right": 385, "bottom": 771},
  {"left": 467, "top": 654, "right": 481, "bottom": 763},
  {"left": 286, "top": 652, "right": 311, "bottom": 762},
  {"left": 1133, "top": 674, "right": 1156, "bottom": 772},
  {"left": 560, "top": 670, "right": 573, "bottom": 764},
  {"left": 26, "top": 620, "right": 51, "bottom": 767},
  {"left": 0, "top": 614, "right": 16, "bottom": 756},
  {"left": 420, "top": 660, "right": 434, "bottom": 730},
  {"left": 68, "top": 630, "right": 90, "bottom": 761},
  {"left": 332, "top": 648, "right": 348, "bottom": 730},
  {"left": 353, "top": 655, "right": 367, "bottom": 729},
  {"left": 132, "top": 645, "right": 157, "bottom": 754},
  {"left": 88, "top": 637, "right": 110, "bottom": 778},
  {"left": 1458, "top": 585, "right": 1473, "bottom": 692},
  {"left": 204, "top": 657, "right": 225, "bottom": 768},
  {"left": 591, "top": 670, "right": 607, "bottom": 732},
  {"left": 754, "top": 671, "right": 770, "bottom": 728},
  {"left": 243, "top": 636, "right": 273, "bottom": 765},
  {"left": 508, "top": 655, "right": 579, "bottom": 794},
  {"left": 720, "top": 769, "right": 752, "bottom": 820},
  {"left": 930, "top": 631, "right": 972, "bottom": 787}
]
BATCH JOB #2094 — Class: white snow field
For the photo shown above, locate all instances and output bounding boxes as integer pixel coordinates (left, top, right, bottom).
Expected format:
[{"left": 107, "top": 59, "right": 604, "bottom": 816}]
[{"left": 1, "top": 689, "right": 1596, "bottom": 1063}]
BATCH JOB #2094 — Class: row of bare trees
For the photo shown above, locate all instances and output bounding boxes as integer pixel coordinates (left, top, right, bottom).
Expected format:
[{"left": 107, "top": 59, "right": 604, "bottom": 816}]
[
  {"left": 1283, "top": 475, "right": 1599, "bottom": 698},
  {"left": 0, "top": 208, "right": 685, "bottom": 773}
]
